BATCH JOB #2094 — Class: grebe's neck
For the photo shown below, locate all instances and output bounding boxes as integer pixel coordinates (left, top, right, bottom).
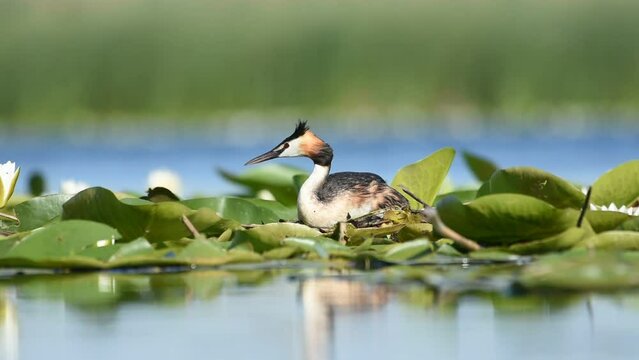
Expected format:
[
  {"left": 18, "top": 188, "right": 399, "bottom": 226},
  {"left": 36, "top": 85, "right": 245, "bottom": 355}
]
[{"left": 302, "top": 164, "right": 330, "bottom": 195}]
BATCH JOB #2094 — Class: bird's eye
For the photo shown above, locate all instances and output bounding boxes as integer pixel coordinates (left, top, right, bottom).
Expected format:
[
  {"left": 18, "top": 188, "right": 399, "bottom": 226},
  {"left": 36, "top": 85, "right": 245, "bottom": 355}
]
[{"left": 283, "top": 143, "right": 290, "bottom": 149}]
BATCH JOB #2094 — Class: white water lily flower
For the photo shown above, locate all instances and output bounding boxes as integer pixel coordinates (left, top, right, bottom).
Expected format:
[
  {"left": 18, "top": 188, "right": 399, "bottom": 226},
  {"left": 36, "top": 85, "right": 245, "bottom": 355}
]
[
  {"left": 589, "top": 202, "right": 639, "bottom": 216},
  {"left": 60, "top": 179, "right": 90, "bottom": 195},
  {"left": 147, "top": 168, "right": 182, "bottom": 197},
  {"left": 0, "top": 161, "right": 20, "bottom": 208}
]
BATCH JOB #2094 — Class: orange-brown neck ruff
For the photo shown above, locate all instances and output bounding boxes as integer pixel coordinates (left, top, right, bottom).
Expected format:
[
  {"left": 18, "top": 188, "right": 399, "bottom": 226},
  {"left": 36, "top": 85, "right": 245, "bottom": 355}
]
[{"left": 300, "top": 131, "right": 333, "bottom": 166}]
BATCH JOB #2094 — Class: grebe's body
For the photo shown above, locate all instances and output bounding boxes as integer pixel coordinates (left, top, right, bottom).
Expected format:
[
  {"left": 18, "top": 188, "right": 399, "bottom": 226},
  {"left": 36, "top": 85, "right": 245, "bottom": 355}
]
[{"left": 246, "top": 121, "right": 409, "bottom": 228}]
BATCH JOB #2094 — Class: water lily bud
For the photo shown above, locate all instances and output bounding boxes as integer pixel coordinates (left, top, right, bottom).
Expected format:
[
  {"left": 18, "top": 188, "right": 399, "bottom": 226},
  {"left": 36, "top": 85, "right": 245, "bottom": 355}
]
[
  {"left": 0, "top": 161, "right": 20, "bottom": 208},
  {"left": 60, "top": 179, "right": 90, "bottom": 195},
  {"left": 148, "top": 169, "right": 182, "bottom": 197}
]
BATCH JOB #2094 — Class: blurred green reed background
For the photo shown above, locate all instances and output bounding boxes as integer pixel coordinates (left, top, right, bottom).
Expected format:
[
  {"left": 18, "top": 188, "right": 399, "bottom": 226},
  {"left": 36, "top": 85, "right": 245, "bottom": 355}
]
[{"left": 1, "top": 0, "right": 638, "bottom": 126}]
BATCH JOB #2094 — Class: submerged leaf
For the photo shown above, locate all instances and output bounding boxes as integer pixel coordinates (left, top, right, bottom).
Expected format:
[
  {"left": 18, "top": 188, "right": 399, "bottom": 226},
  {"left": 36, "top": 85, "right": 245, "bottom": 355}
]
[
  {"left": 391, "top": 147, "right": 456, "bottom": 208},
  {"left": 476, "top": 167, "right": 584, "bottom": 209}
]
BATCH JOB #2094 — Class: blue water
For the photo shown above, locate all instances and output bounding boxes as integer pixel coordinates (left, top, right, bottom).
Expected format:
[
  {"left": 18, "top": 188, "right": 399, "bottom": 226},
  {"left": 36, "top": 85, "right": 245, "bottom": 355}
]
[
  {"left": 2, "top": 121, "right": 637, "bottom": 197},
  {"left": 1, "top": 270, "right": 638, "bottom": 360},
  {"left": 1, "top": 120, "right": 639, "bottom": 359}
]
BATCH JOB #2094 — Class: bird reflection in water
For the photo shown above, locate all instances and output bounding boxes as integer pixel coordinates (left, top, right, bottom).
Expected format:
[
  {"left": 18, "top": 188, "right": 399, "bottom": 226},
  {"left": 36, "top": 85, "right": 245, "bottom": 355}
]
[{"left": 300, "top": 278, "right": 389, "bottom": 360}]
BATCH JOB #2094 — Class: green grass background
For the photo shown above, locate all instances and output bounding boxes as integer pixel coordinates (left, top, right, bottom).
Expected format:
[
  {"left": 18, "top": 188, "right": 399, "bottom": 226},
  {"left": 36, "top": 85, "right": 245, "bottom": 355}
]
[{"left": 1, "top": 0, "right": 638, "bottom": 125}]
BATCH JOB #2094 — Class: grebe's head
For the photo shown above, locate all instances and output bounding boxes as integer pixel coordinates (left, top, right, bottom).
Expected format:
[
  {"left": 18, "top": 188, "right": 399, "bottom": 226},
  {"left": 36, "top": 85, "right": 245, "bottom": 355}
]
[{"left": 245, "top": 120, "right": 333, "bottom": 166}]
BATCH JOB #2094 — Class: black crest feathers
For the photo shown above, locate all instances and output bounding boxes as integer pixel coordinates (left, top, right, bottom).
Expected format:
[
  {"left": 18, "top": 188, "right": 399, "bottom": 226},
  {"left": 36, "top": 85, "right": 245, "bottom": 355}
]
[{"left": 282, "top": 120, "right": 310, "bottom": 143}]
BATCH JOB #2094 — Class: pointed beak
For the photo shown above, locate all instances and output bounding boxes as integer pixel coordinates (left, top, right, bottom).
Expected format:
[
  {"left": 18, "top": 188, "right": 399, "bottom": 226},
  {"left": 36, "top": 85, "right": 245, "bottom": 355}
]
[{"left": 245, "top": 149, "right": 281, "bottom": 165}]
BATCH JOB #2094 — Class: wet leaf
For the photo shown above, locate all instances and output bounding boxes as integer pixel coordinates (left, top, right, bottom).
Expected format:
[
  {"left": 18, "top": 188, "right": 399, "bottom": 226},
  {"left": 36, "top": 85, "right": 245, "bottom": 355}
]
[
  {"left": 391, "top": 147, "right": 456, "bottom": 208},
  {"left": 218, "top": 164, "right": 307, "bottom": 206},
  {"left": 182, "top": 197, "right": 296, "bottom": 224},
  {"left": 476, "top": 167, "right": 584, "bottom": 209},
  {"left": 462, "top": 151, "right": 498, "bottom": 182},
  {"left": 14, "top": 194, "right": 73, "bottom": 231},
  {"left": 437, "top": 194, "right": 580, "bottom": 245},
  {"left": 591, "top": 159, "right": 639, "bottom": 207}
]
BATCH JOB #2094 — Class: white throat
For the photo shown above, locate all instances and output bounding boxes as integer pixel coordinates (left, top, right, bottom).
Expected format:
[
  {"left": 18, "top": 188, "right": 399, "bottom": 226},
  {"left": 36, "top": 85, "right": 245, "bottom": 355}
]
[{"left": 300, "top": 164, "right": 330, "bottom": 196}]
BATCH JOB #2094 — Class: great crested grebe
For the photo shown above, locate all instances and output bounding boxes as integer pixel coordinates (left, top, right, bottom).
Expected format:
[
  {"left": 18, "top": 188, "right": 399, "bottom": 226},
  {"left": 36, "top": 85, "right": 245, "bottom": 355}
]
[{"left": 245, "top": 121, "right": 409, "bottom": 228}]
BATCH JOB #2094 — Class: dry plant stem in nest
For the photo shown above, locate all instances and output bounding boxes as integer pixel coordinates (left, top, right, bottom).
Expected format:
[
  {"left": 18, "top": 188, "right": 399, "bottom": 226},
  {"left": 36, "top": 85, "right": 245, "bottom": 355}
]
[
  {"left": 399, "top": 186, "right": 481, "bottom": 252},
  {"left": 181, "top": 215, "right": 201, "bottom": 238},
  {"left": 0, "top": 211, "right": 19, "bottom": 223}
]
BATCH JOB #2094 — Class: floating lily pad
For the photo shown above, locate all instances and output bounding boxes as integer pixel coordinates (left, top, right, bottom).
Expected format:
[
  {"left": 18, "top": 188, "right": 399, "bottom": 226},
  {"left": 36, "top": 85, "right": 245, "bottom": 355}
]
[
  {"left": 434, "top": 189, "right": 477, "bottom": 205},
  {"left": 62, "top": 187, "right": 235, "bottom": 243},
  {"left": 14, "top": 194, "right": 73, "bottom": 231},
  {"left": 574, "top": 231, "right": 639, "bottom": 250},
  {"left": 520, "top": 250, "right": 639, "bottom": 290},
  {"left": 437, "top": 194, "right": 580, "bottom": 245},
  {"left": 391, "top": 147, "right": 456, "bottom": 208},
  {"left": 476, "top": 167, "right": 585, "bottom": 209},
  {"left": 0, "top": 220, "right": 120, "bottom": 263},
  {"left": 462, "top": 151, "right": 498, "bottom": 182},
  {"left": 506, "top": 227, "right": 593, "bottom": 255},
  {"left": 585, "top": 211, "right": 633, "bottom": 233},
  {"left": 380, "top": 239, "right": 433, "bottom": 263},
  {"left": 182, "top": 197, "right": 296, "bottom": 224},
  {"left": 282, "top": 236, "right": 352, "bottom": 259},
  {"left": 230, "top": 223, "right": 321, "bottom": 253},
  {"left": 591, "top": 159, "right": 639, "bottom": 207}
]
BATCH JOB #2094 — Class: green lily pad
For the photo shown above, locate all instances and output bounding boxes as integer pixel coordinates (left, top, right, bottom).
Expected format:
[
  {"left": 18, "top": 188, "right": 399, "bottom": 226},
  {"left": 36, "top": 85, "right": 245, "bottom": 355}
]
[
  {"left": 181, "top": 197, "right": 296, "bottom": 224},
  {"left": 381, "top": 239, "right": 433, "bottom": 263},
  {"left": 62, "top": 187, "right": 235, "bottom": 243},
  {"left": 434, "top": 189, "right": 477, "bottom": 204},
  {"left": 14, "top": 194, "right": 73, "bottom": 231},
  {"left": 391, "top": 147, "right": 456, "bottom": 208},
  {"left": 1, "top": 220, "right": 120, "bottom": 261},
  {"left": 574, "top": 231, "right": 639, "bottom": 250},
  {"left": 282, "top": 236, "right": 352, "bottom": 259},
  {"left": 585, "top": 211, "right": 633, "bottom": 233},
  {"left": 591, "top": 159, "right": 639, "bottom": 207},
  {"left": 437, "top": 194, "right": 580, "bottom": 246},
  {"left": 218, "top": 164, "right": 307, "bottom": 206},
  {"left": 462, "top": 151, "right": 498, "bottom": 182},
  {"left": 476, "top": 167, "right": 585, "bottom": 209},
  {"left": 177, "top": 239, "right": 226, "bottom": 261},
  {"left": 617, "top": 216, "right": 639, "bottom": 232},
  {"left": 230, "top": 223, "right": 321, "bottom": 253},
  {"left": 520, "top": 250, "right": 639, "bottom": 290},
  {"left": 506, "top": 227, "right": 593, "bottom": 255}
]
